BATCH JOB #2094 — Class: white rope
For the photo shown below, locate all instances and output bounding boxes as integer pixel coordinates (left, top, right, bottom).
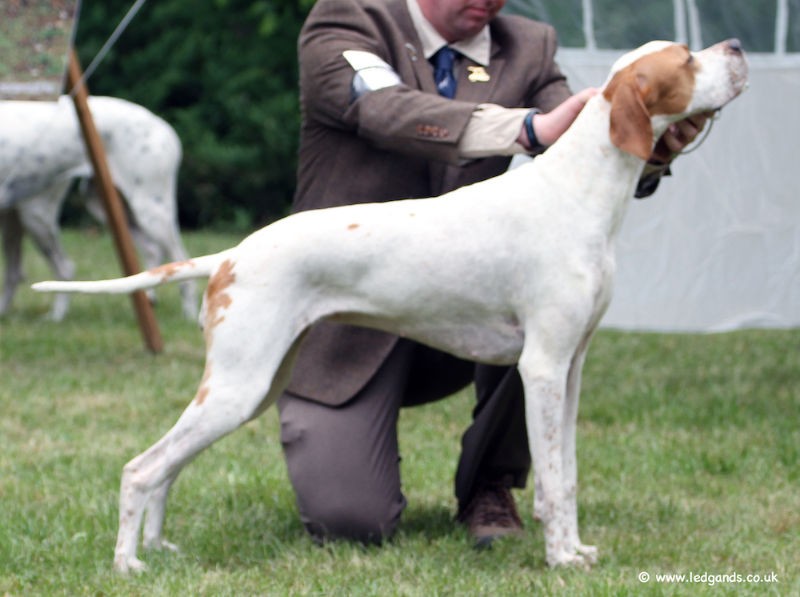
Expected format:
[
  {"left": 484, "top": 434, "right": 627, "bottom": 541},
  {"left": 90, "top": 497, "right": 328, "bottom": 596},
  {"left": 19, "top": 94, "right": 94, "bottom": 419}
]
[
  {"left": 69, "top": 0, "right": 148, "bottom": 95},
  {"left": 675, "top": 111, "right": 719, "bottom": 156}
]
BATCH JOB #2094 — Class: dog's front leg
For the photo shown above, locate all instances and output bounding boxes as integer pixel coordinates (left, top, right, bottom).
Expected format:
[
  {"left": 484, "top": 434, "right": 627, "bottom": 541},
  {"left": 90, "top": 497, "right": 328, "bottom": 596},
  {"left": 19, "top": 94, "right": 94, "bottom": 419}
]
[
  {"left": 562, "top": 343, "right": 597, "bottom": 564},
  {"left": 520, "top": 352, "right": 590, "bottom": 568}
]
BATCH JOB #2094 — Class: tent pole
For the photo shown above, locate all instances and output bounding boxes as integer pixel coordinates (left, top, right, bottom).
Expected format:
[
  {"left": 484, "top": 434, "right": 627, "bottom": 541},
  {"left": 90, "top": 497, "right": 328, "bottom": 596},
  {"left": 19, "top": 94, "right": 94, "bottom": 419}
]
[{"left": 66, "top": 48, "right": 164, "bottom": 354}]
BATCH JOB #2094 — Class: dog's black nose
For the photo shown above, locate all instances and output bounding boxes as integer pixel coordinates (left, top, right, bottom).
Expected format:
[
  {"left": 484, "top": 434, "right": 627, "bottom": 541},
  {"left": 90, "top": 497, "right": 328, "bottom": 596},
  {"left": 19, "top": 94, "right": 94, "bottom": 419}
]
[{"left": 727, "top": 38, "right": 743, "bottom": 53}]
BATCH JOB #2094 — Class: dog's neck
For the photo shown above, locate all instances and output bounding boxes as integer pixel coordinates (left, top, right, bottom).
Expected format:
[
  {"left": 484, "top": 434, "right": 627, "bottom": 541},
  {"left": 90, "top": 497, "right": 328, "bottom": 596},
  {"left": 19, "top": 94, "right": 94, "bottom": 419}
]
[{"left": 533, "top": 95, "right": 667, "bottom": 239}]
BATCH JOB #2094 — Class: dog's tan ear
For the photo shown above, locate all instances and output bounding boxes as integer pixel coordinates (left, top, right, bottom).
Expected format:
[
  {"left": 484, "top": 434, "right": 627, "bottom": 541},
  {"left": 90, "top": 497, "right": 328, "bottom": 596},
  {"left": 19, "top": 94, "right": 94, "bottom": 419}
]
[{"left": 604, "top": 72, "right": 654, "bottom": 161}]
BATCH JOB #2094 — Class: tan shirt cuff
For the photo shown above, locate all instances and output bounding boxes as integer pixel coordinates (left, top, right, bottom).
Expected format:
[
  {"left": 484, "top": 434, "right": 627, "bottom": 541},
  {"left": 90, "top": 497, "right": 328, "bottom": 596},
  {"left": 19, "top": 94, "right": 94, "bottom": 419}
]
[{"left": 457, "top": 104, "right": 530, "bottom": 159}]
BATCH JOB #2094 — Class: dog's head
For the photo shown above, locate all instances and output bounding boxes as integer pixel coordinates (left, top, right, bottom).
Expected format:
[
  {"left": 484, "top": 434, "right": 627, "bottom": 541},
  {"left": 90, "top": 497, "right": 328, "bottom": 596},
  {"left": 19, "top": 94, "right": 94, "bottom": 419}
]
[{"left": 602, "top": 39, "right": 749, "bottom": 160}]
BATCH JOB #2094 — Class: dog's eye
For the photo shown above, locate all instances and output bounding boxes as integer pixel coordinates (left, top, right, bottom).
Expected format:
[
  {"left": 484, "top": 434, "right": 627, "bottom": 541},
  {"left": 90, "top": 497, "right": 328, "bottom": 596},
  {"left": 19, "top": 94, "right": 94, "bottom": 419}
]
[{"left": 686, "top": 54, "right": 695, "bottom": 65}]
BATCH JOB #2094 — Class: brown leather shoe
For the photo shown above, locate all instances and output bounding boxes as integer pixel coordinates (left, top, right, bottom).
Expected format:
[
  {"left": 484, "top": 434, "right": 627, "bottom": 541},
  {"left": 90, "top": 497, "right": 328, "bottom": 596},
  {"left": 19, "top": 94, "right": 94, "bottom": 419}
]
[{"left": 457, "top": 479, "right": 524, "bottom": 548}]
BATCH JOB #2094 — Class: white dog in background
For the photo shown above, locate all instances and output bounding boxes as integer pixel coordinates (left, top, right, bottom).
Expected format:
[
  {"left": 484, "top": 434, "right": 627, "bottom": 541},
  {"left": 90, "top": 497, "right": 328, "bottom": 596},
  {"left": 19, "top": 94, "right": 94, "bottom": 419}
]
[{"left": 0, "top": 96, "right": 196, "bottom": 320}]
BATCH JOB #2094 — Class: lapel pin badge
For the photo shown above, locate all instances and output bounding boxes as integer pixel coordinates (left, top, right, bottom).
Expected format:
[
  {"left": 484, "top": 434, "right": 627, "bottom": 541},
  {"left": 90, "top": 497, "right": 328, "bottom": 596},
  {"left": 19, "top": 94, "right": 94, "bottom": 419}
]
[{"left": 467, "top": 66, "right": 490, "bottom": 83}]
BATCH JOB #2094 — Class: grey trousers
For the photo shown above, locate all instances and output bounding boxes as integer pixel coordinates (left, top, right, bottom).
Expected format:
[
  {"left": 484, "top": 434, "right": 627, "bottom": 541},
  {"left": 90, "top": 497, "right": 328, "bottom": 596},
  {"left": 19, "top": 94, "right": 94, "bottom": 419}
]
[{"left": 278, "top": 338, "right": 530, "bottom": 544}]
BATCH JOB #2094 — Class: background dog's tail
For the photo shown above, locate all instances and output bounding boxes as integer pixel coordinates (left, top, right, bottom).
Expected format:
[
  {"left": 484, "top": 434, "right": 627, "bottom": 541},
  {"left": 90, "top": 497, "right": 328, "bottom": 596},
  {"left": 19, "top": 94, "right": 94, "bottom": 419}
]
[{"left": 32, "top": 252, "right": 227, "bottom": 295}]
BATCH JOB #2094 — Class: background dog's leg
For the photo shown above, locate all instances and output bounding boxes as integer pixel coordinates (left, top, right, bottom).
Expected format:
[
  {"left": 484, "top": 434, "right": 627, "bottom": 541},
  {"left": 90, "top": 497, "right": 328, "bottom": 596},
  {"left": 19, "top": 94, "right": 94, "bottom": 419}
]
[
  {"left": 146, "top": 221, "right": 196, "bottom": 319},
  {"left": 127, "top": 222, "right": 163, "bottom": 309},
  {"left": 118, "top": 181, "right": 197, "bottom": 320},
  {"left": 17, "top": 188, "right": 75, "bottom": 321},
  {"left": 131, "top": 211, "right": 196, "bottom": 319},
  {"left": 87, "top": 176, "right": 197, "bottom": 319},
  {"left": 0, "top": 210, "right": 25, "bottom": 316}
]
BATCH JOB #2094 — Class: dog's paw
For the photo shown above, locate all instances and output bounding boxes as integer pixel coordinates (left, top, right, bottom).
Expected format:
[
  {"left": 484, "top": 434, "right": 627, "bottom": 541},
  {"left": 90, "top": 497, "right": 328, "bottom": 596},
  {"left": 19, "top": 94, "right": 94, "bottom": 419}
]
[
  {"left": 114, "top": 555, "right": 148, "bottom": 574},
  {"left": 575, "top": 543, "right": 598, "bottom": 565},
  {"left": 546, "top": 549, "right": 593, "bottom": 570},
  {"left": 143, "top": 537, "right": 180, "bottom": 553}
]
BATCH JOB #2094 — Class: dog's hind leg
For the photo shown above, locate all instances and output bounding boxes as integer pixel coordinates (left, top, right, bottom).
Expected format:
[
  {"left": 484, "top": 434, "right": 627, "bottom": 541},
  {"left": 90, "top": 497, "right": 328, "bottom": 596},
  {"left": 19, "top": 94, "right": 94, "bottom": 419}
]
[
  {"left": 0, "top": 210, "right": 24, "bottom": 316},
  {"left": 114, "top": 369, "right": 282, "bottom": 572},
  {"left": 135, "top": 331, "right": 306, "bottom": 562},
  {"left": 140, "top": 473, "right": 180, "bottom": 553},
  {"left": 17, "top": 187, "right": 75, "bottom": 321},
  {"left": 114, "top": 301, "right": 303, "bottom": 573}
]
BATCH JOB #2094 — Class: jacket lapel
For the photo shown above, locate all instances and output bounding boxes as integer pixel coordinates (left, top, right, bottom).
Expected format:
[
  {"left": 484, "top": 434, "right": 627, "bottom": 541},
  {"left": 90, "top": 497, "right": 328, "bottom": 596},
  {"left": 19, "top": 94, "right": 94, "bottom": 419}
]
[
  {"left": 455, "top": 37, "right": 506, "bottom": 104},
  {"left": 389, "top": 0, "right": 439, "bottom": 95}
]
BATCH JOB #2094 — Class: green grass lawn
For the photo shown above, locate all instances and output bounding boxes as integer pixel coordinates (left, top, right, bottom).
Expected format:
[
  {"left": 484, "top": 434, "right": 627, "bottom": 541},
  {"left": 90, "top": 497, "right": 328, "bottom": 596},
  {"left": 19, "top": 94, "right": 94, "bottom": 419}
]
[{"left": 1, "top": 228, "right": 798, "bottom": 596}]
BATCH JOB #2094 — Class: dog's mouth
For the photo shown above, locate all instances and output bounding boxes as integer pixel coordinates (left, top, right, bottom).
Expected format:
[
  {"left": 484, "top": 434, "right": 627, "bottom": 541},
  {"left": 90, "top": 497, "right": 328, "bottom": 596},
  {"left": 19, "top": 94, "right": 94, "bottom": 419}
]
[
  {"left": 728, "top": 58, "right": 750, "bottom": 99},
  {"left": 713, "top": 39, "right": 749, "bottom": 103}
]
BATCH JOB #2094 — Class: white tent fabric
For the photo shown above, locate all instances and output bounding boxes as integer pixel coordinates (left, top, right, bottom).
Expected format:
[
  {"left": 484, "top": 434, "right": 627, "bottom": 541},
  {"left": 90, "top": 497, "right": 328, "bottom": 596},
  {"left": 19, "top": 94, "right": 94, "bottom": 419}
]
[
  {"left": 555, "top": 52, "right": 800, "bottom": 332},
  {"left": 506, "top": 1, "right": 800, "bottom": 331}
]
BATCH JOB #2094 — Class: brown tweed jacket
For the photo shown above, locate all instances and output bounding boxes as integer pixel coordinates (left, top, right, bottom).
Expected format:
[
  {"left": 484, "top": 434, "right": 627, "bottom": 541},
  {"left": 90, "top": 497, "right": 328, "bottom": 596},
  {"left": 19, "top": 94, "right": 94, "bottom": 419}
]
[{"left": 286, "top": 0, "right": 572, "bottom": 405}]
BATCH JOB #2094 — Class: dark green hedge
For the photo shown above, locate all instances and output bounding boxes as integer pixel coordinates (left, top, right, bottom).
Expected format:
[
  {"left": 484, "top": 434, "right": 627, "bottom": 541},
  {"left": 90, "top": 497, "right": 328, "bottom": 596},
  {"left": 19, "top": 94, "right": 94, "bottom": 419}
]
[{"left": 74, "top": 0, "right": 313, "bottom": 229}]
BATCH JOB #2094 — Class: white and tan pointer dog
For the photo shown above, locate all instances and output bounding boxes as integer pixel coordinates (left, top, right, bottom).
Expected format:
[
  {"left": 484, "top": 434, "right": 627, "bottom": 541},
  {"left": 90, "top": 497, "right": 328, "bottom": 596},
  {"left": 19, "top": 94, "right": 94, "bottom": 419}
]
[
  {"left": 34, "top": 40, "right": 747, "bottom": 572},
  {"left": 0, "top": 96, "right": 196, "bottom": 320}
]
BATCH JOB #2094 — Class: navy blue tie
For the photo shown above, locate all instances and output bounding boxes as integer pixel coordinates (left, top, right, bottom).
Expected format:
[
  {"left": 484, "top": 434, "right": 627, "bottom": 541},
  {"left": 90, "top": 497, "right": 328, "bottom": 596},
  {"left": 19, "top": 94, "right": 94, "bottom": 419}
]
[{"left": 432, "top": 47, "right": 457, "bottom": 98}]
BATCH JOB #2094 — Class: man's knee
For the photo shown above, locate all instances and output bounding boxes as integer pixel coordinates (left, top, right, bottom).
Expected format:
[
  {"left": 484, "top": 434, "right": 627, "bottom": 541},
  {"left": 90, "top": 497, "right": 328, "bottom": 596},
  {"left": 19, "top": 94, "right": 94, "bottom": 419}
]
[
  {"left": 300, "top": 490, "right": 406, "bottom": 545},
  {"left": 279, "top": 391, "right": 406, "bottom": 545}
]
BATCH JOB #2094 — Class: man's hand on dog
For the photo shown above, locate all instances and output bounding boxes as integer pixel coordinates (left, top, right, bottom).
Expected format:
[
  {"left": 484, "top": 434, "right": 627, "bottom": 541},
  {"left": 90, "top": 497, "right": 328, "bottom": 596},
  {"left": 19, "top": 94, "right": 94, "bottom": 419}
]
[
  {"left": 519, "top": 89, "right": 713, "bottom": 163},
  {"left": 651, "top": 111, "right": 714, "bottom": 163}
]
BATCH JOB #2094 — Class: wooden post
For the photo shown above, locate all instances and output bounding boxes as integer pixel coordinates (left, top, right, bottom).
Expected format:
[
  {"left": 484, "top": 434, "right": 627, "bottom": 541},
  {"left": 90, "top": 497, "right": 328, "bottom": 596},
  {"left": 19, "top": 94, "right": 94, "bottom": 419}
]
[{"left": 66, "top": 49, "right": 163, "bottom": 353}]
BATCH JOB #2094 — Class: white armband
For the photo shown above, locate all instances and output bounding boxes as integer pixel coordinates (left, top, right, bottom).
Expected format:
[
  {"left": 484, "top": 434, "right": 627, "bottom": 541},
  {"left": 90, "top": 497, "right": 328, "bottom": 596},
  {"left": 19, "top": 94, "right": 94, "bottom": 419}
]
[{"left": 343, "top": 50, "right": 402, "bottom": 98}]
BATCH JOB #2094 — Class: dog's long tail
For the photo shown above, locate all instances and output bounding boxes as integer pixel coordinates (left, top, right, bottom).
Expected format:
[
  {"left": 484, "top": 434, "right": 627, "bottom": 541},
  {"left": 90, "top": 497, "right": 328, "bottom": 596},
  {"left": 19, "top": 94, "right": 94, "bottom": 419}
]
[{"left": 32, "top": 252, "right": 229, "bottom": 295}]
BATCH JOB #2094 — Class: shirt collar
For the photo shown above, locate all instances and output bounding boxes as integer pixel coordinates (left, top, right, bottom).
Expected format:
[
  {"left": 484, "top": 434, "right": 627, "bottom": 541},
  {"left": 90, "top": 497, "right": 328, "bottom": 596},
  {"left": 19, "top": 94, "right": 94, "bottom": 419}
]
[{"left": 406, "top": 0, "right": 492, "bottom": 66}]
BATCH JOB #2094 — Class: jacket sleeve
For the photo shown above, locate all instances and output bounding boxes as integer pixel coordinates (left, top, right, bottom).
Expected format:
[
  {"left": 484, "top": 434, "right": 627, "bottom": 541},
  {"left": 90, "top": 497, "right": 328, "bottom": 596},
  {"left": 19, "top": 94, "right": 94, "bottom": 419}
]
[{"left": 299, "top": 0, "right": 485, "bottom": 164}]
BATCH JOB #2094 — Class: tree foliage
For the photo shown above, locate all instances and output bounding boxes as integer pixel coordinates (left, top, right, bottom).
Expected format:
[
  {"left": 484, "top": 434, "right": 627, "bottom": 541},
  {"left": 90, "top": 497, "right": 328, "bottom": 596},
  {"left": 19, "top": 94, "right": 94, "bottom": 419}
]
[{"left": 74, "top": 0, "right": 314, "bottom": 229}]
